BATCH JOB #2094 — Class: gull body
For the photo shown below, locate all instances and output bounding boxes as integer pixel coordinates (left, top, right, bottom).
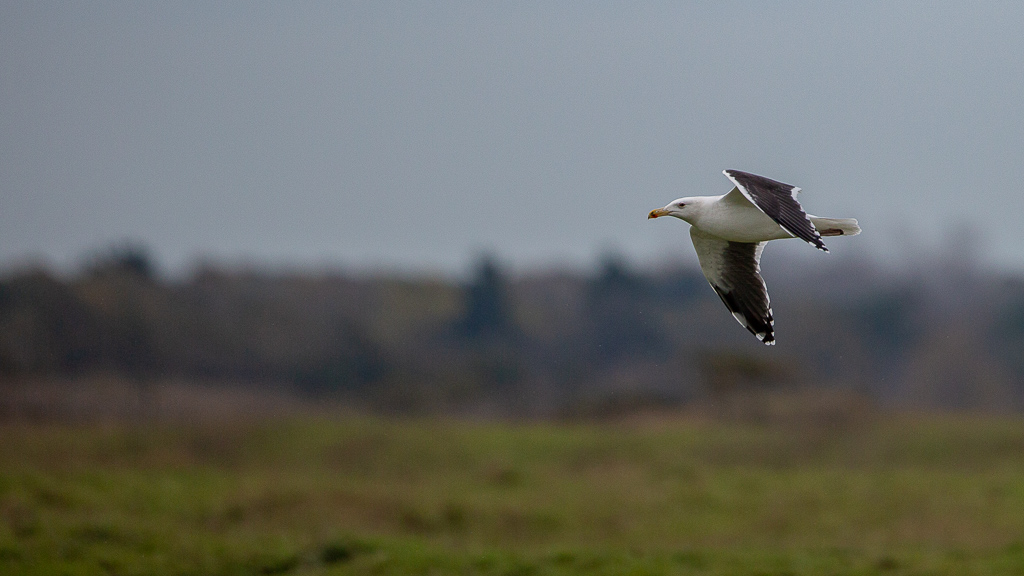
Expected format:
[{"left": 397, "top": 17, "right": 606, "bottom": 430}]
[
  {"left": 648, "top": 170, "right": 860, "bottom": 344},
  {"left": 655, "top": 194, "right": 798, "bottom": 243}
]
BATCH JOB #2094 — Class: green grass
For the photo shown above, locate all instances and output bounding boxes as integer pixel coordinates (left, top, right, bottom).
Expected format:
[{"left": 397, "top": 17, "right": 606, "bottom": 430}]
[{"left": 4, "top": 413, "right": 1024, "bottom": 574}]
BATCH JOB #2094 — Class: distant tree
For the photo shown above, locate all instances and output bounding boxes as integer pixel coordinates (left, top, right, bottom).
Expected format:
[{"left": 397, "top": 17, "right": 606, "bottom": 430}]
[
  {"left": 458, "top": 255, "right": 513, "bottom": 339},
  {"left": 583, "top": 254, "right": 667, "bottom": 364},
  {"left": 0, "top": 269, "right": 101, "bottom": 376},
  {"left": 988, "top": 287, "right": 1024, "bottom": 381},
  {"left": 85, "top": 242, "right": 156, "bottom": 281},
  {"left": 446, "top": 255, "right": 531, "bottom": 402},
  {"left": 590, "top": 253, "right": 641, "bottom": 298},
  {"left": 81, "top": 245, "right": 162, "bottom": 417}
]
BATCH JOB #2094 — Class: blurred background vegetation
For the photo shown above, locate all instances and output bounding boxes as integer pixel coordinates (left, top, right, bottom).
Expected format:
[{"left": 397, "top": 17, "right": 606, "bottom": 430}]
[{"left": 2, "top": 243, "right": 1022, "bottom": 421}]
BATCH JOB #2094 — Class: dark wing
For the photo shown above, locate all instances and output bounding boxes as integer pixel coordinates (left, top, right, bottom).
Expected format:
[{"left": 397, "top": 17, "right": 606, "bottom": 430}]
[
  {"left": 723, "top": 169, "right": 827, "bottom": 252},
  {"left": 690, "top": 227, "right": 775, "bottom": 345}
]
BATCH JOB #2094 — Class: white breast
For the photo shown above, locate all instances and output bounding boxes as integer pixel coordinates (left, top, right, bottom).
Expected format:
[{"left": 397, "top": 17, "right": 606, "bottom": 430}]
[{"left": 692, "top": 198, "right": 793, "bottom": 243}]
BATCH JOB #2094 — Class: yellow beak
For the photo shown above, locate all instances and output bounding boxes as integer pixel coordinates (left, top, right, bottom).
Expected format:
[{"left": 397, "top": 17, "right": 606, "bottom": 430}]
[{"left": 648, "top": 208, "right": 670, "bottom": 219}]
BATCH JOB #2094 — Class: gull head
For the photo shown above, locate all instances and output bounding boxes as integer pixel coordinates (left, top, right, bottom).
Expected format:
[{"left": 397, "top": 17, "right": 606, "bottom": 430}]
[{"left": 648, "top": 198, "right": 697, "bottom": 222}]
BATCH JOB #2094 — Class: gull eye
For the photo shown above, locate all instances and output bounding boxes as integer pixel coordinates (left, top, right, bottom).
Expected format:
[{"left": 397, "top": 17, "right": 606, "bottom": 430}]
[{"left": 676, "top": 202, "right": 685, "bottom": 207}]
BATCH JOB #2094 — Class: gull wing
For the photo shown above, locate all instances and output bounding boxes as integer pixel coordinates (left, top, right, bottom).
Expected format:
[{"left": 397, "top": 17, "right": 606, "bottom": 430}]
[
  {"left": 723, "top": 169, "right": 827, "bottom": 252},
  {"left": 690, "top": 226, "right": 775, "bottom": 345}
]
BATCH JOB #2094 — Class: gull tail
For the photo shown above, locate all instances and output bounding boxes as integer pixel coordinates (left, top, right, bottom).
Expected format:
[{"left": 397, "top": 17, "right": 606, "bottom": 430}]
[{"left": 811, "top": 217, "right": 860, "bottom": 237}]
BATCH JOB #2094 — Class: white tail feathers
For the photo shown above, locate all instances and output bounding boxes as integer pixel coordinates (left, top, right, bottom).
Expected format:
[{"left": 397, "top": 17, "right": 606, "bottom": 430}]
[{"left": 811, "top": 217, "right": 861, "bottom": 237}]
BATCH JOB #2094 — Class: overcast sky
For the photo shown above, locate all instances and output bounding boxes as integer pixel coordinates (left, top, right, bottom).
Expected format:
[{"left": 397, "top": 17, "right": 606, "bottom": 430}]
[{"left": 3, "top": 2, "right": 1023, "bottom": 276}]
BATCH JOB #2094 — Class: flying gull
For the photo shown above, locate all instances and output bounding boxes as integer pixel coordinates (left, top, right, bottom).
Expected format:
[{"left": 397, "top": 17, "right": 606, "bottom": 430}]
[{"left": 648, "top": 170, "right": 860, "bottom": 345}]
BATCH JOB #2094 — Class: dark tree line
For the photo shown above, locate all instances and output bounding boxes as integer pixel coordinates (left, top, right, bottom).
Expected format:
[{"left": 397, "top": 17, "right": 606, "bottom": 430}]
[{"left": 3, "top": 245, "right": 1024, "bottom": 415}]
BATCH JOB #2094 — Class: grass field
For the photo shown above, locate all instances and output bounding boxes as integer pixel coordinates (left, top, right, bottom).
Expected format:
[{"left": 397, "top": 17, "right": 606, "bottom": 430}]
[{"left": 3, "top": 411, "right": 1024, "bottom": 575}]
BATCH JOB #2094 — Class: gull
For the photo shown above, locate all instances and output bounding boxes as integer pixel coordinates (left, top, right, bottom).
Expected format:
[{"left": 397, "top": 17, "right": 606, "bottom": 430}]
[{"left": 648, "top": 170, "right": 860, "bottom": 345}]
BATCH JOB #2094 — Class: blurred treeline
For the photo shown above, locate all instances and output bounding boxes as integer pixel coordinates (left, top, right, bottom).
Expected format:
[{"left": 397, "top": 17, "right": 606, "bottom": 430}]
[{"left": 2, "top": 243, "right": 1024, "bottom": 417}]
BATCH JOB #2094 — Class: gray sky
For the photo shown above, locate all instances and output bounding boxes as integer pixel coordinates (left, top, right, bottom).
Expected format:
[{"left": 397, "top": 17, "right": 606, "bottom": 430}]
[{"left": 3, "top": 2, "right": 1023, "bottom": 276}]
